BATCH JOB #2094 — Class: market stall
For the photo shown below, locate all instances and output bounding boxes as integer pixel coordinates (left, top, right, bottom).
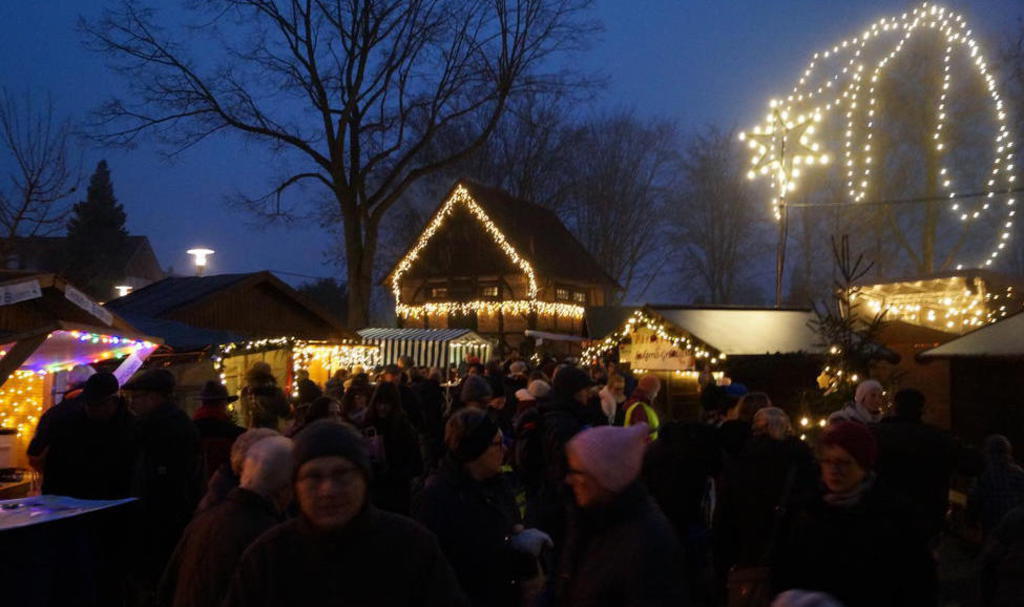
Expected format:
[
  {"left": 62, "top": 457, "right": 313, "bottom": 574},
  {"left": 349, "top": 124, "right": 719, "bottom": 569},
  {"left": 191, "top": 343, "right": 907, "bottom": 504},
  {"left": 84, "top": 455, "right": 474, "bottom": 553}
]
[
  {"left": 357, "top": 327, "right": 493, "bottom": 369},
  {"left": 0, "top": 274, "right": 162, "bottom": 476},
  {"left": 584, "top": 305, "right": 822, "bottom": 419},
  {"left": 213, "top": 336, "right": 379, "bottom": 397}
]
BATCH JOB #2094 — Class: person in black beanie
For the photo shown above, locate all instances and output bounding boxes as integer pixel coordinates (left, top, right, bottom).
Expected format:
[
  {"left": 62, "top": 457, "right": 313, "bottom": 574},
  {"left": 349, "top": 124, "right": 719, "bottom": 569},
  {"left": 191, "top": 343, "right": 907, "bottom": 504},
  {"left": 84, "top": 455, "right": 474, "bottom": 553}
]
[
  {"left": 223, "top": 420, "right": 467, "bottom": 607},
  {"left": 413, "top": 408, "right": 552, "bottom": 607}
]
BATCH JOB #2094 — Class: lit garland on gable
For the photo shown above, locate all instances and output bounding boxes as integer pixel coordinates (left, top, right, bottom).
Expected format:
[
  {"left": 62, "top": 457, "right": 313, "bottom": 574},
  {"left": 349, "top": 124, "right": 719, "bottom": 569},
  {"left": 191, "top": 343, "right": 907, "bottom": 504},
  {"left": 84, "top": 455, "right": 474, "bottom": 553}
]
[
  {"left": 581, "top": 308, "right": 724, "bottom": 366},
  {"left": 741, "top": 2, "right": 1016, "bottom": 269},
  {"left": 389, "top": 184, "right": 585, "bottom": 321}
]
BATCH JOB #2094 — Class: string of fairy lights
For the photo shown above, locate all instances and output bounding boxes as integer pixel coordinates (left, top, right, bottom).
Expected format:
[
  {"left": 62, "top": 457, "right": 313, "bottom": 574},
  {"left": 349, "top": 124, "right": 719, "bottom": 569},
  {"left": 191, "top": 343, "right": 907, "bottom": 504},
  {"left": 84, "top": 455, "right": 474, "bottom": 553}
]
[
  {"left": 390, "top": 184, "right": 585, "bottom": 322},
  {"left": 741, "top": 2, "right": 1016, "bottom": 270},
  {"left": 581, "top": 308, "right": 723, "bottom": 367},
  {"left": 212, "top": 337, "right": 379, "bottom": 397}
]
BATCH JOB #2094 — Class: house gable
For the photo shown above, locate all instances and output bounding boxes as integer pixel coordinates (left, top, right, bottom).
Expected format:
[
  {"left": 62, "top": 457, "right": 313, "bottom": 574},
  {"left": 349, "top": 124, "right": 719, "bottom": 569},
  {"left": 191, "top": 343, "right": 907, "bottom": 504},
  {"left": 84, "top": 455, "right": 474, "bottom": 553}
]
[{"left": 389, "top": 184, "right": 541, "bottom": 303}]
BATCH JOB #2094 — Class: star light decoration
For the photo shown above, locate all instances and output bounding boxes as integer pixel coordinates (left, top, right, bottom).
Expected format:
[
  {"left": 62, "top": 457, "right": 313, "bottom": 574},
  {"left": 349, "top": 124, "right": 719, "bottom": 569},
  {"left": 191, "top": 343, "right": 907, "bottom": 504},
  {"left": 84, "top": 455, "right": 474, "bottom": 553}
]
[
  {"left": 740, "top": 2, "right": 1016, "bottom": 268},
  {"left": 741, "top": 107, "right": 829, "bottom": 219}
]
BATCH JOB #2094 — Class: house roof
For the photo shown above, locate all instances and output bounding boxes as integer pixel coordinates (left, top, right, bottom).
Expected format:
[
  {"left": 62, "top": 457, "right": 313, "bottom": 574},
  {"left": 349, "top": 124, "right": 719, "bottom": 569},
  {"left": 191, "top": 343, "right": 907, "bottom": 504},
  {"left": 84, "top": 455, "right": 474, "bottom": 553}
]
[
  {"left": 115, "top": 312, "right": 244, "bottom": 351},
  {"left": 105, "top": 273, "right": 253, "bottom": 318},
  {"left": 385, "top": 180, "right": 620, "bottom": 289},
  {"left": 585, "top": 306, "right": 639, "bottom": 340},
  {"left": 357, "top": 327, "right": 491, "bottom": 344},
  {"left": 645, "top": 305, "right": 823, "bottom": 356},
  {"left": 918, "top": 311, "right": 1024, "bottom": 358},
  {"left": 105, "top": 271, "right": 356, "bottom": 340},
  {"left": 5, "top": 235, "right": 165, "bottom": 282}
]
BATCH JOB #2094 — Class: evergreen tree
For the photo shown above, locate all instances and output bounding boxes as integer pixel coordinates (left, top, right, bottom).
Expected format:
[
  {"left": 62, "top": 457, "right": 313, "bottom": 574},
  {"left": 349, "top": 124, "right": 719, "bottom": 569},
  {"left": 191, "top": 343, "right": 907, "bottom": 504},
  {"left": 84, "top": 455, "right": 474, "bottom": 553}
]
[{"left": 63, "top": 160, "right": 130, "bottom": 299}]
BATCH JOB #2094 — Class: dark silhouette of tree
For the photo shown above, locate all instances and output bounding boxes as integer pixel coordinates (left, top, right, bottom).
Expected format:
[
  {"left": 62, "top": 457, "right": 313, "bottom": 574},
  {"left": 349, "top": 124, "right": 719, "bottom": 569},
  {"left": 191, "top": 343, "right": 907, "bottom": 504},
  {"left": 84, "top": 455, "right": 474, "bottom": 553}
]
[
  {"left": 63, "top": 160, "right": 131, "bottom": 300},
  {"left": 671, "top": 126, "right": 767, "bottom": 304},
  {"left": 82, "top": 0, "right": 597, "bottom": 327},
  {"left": 297, "top": 277, "right": 348, "bottom": 325},
  {"left": 0, "top": 89, "right": 78, "bottom": 257}
]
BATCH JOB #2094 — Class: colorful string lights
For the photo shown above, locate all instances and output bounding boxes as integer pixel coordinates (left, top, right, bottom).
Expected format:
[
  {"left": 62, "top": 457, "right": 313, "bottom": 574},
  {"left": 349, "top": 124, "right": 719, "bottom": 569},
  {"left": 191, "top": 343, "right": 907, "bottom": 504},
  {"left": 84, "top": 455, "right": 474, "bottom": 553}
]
[{"left": 740, "top": 3, "right": 1016, "bottom": 269}]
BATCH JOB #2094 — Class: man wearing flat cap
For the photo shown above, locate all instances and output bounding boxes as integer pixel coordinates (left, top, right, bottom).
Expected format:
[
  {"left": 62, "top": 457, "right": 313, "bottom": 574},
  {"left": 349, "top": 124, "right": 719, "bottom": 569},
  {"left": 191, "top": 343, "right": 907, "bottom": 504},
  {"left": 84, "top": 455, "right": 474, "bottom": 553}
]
[
  {"left": 223, "top": 420, "right": 468, "bottom": 606},
  {"left": 122, "top": 368, "right": 202, "bottom": 603}
]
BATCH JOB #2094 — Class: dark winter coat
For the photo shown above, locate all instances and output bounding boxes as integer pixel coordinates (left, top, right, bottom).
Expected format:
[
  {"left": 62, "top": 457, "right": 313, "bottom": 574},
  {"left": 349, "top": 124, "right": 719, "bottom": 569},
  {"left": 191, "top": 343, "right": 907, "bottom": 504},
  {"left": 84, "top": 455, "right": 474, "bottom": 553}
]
[
  {"left": 192, "top": 406, "right": 245, "bottom": 482},
  {"left": 396, "top": 381, "right": 425, "bottom": 433},
  {"left": 527, "top": 397, "right": 585, "bottom": 545},
  {"left": 364, "top": 410, "right": 423, "bottom": 514},
  {"left": 713, "top": 435, "right": 818, "bottom": 581},
  {"left": 27, "top": 392, "right": 83, "bottom": 461},
  {"left": 643, "top": 421, "right": 722, "bottom": 540},
  {"left": 412, "top": 457, "right": 534, "bottom": 607},
  {"left": 969, "top": 458, "right": 1024, "bottom": 537},
  {"left": 411, "top": 377, "right": 446, "bottom": 469},
  {"left": 131, "top": 401, "right": 203, "bottom": 586},
  {"left": 980, "top": 504, "right": 1024, "bottom": 607},
  {"left": 39, "top": 398, "right": 137, "bottom": 499},
  {"left": 195, "top": 461, "right": 239, "bottom": 514},
  {"left": 556, "top": 483, "right": 686, "bottom": 606},
  {"left": 717, "top": 420, "right": 752, "bottom": 457},
  {"left": 222, "top": 507, "right": 468, "bottom": 607},
  {"left": 158, "top": 488, "right": 282, "bottom": 607},
  {"left": 774, "top": 481, "right": 936, "bottom": 607},
  {"left": 873, "top": 415, "right": 959, "bottom": 540}
]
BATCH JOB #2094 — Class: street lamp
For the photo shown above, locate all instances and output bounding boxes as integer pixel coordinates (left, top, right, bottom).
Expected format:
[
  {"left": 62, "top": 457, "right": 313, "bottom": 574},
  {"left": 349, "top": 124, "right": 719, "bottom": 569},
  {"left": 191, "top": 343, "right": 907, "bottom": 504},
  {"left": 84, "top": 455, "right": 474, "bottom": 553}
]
[
  {"left": 186, "top": 248, "right": 215, "bottom": 276},
  {"left": 113, "top": 285, "right": 133, "bottom": 298}
]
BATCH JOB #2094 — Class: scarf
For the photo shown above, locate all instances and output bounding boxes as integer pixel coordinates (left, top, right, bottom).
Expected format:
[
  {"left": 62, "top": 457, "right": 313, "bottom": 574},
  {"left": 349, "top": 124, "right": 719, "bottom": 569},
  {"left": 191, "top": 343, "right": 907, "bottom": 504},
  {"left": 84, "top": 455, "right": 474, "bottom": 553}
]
[{"left": 823, "top": 472, "right": 876, "bottom": 507}]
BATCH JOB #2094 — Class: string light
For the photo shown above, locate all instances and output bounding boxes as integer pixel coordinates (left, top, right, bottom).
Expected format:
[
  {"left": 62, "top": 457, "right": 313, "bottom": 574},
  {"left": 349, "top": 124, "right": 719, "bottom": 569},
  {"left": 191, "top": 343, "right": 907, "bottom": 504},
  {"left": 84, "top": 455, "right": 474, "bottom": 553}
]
[
  {"left": 389, "top": 184, "right": 583, "bottom": 322},
  {"left": 859, "top": 277, "right": 1021, "bottom": 332},
  {"left": 213, "top": 337, "right": 380, "bottom": 397},
  {"left": 581, "top": 308, "right": 721, "bottom": 367},
  {"left": 396, "top": 299, "right": 584, "bottom": 320},
  {"left": 740, "top": 2, "right": 1016, "bottom": 269},
  {"left": 0, "top": 371, "right": 44, "bottom": 445}
]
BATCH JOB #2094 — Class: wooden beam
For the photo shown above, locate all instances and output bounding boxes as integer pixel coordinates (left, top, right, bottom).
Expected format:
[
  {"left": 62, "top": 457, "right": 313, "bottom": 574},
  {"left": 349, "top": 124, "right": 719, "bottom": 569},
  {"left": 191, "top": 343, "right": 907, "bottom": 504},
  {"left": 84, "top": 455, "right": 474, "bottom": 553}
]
[{"left": 0, "top": 332, "right": 49, "bottom": 388}]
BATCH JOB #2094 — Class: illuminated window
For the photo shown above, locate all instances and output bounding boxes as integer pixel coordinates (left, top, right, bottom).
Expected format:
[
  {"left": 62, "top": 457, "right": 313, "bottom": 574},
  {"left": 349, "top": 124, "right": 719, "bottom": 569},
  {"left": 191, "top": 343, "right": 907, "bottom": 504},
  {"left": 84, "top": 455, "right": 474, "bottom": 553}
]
[
  {"left": 573, "top": 291, "right": 587, "bottom": 304},
  {"left": 430, "top": 287, "right": 448, "bottom": 299},
  {"left": 481, "top": 285, "right": 499, "bottom": 298},
  {"left": 555, "top": 288, "right": 570, "bottom": 301}
]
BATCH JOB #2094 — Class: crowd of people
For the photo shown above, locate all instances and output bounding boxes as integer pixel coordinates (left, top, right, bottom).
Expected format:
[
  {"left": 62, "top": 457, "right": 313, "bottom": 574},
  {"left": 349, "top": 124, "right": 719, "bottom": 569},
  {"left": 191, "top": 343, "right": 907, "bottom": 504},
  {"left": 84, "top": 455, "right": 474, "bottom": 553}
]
[{"left": 22, "top": 354, "right": 1024, "bottom": 607}]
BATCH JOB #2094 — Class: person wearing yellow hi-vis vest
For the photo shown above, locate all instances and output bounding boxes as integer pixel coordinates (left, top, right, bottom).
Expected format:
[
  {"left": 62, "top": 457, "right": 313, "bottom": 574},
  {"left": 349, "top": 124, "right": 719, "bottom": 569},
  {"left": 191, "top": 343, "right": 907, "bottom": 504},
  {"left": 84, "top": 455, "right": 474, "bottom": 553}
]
[{"left": 623, "top": 373, "right": 662, "bottom": 439}]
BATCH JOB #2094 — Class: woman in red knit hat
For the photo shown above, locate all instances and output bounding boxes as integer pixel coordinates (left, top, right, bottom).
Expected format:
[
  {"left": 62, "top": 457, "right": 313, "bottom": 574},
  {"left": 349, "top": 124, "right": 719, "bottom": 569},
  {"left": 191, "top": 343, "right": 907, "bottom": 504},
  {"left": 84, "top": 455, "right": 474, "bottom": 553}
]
[{"left": 772, "top": 422, "right": 936, "bottom": 607}]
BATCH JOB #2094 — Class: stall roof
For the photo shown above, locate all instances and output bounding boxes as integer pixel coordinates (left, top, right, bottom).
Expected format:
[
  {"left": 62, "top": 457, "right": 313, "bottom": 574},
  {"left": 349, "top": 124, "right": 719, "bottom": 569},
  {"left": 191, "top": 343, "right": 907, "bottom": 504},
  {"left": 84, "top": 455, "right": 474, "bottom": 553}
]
[
  {"left": 115, "top": 312, "right": 244, "bottom": 351},
  {"left": 358, "top": 328, "right": 491, "bottom": 344},
  {"left": 919, "top": 311, "right": 1024, "bottom": 358},
  {"left": 647, "top": 306, "right": 822, "bottom": 355},
  {"left": 585, "top": 306, "right": 639, "bottom": 340}
]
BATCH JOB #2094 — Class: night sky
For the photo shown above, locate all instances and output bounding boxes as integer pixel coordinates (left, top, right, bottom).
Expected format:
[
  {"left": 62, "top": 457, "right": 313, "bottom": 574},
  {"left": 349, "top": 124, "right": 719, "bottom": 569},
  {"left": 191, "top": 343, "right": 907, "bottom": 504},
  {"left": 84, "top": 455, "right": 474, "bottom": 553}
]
[{"left": 1, "top": 0, "right": 1020, "bottom": 287}]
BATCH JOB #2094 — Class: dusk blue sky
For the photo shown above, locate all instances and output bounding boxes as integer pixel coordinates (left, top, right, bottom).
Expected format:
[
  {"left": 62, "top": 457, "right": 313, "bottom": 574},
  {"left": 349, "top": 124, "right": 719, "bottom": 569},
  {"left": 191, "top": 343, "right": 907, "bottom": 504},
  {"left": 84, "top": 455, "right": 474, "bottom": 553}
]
[{"left": 1, "top": 0, "right": 1020, "bottom": 288}]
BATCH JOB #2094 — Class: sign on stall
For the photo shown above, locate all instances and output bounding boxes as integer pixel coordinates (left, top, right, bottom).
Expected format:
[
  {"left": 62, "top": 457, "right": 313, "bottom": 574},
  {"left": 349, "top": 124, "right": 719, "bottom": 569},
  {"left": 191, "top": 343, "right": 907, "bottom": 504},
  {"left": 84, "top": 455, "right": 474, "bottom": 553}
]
[
  {"left": 620, "top": 327, "right": 695, "bottom": 371},
  {"left": 64, "top": 285, "right": 114, "bottom": 325},
  {"left": 0, "top": 279, "right": 42, "bottom": 307}
]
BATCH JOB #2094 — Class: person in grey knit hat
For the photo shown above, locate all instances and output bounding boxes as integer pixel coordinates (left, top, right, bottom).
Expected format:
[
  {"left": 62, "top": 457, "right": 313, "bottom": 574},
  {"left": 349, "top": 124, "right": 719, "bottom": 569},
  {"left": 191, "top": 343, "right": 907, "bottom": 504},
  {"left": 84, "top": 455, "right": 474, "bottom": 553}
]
[
  {"left": 223, "top": 419, "right": 468, "bottom": 606},
  {"left": 460, "top": 374, "right": 493, "bottom": 409}
]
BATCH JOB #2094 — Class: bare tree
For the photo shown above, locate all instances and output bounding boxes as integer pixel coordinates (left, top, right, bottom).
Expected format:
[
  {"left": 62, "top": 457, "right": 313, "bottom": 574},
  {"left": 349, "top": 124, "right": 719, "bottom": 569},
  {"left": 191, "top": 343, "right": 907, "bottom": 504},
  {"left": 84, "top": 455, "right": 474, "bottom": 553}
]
[
  {"left": 671, "top": 126, "right": 767, "bottom": 304},
  {"left": 1001, "top": 20, "right": 1024, "bottom": 276},
  {"left": 0, "top": 90, "right": 79, "bottom": 256},
  {"left": 562, "top": 111, "right": 677, "bottom": 301},
  {"left": 81, "top": 0, "right": 597, "bottom": 326}
]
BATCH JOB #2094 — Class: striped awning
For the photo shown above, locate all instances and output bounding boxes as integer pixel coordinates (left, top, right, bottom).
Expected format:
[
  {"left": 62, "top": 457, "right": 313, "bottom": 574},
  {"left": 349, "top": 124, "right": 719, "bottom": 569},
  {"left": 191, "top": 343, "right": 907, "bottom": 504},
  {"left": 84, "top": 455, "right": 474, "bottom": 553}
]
[{"left": 357, "top": 328, "right": 493, "bottom": 369}]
